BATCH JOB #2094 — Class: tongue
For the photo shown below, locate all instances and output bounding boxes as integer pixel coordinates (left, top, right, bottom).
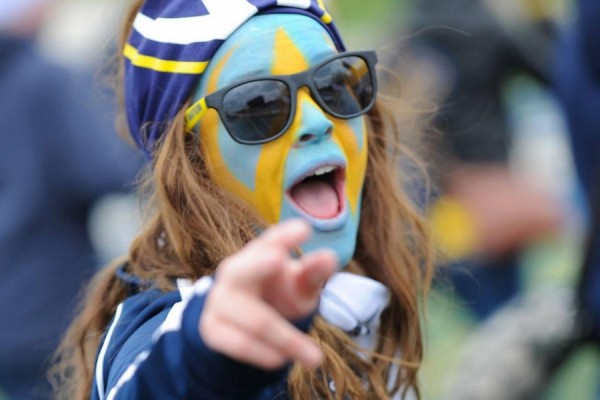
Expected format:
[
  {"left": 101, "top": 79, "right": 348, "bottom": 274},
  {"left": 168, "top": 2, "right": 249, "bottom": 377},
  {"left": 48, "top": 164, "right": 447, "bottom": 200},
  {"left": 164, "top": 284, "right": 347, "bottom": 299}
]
[{"left": 290, "top": 179, "right": 339, "bottom": 219}]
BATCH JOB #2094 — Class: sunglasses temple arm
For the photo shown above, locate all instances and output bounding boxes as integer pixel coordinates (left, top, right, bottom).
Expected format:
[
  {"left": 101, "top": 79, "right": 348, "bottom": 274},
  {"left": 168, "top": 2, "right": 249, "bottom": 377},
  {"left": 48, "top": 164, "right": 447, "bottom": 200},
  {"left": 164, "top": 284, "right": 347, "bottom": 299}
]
[{"left": 185, "top": 97, "right": 209, "bottom": 132}]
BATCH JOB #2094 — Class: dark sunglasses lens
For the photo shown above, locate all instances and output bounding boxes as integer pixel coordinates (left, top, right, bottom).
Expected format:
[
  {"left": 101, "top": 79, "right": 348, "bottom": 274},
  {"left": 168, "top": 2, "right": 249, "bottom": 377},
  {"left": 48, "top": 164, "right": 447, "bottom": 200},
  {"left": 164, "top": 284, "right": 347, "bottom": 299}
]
[
  {"left": 221, "top": 80, "right": 291, "bottom": 143},
  {"left": 314, "top": 56, "right": 374, "bottom": 116}
]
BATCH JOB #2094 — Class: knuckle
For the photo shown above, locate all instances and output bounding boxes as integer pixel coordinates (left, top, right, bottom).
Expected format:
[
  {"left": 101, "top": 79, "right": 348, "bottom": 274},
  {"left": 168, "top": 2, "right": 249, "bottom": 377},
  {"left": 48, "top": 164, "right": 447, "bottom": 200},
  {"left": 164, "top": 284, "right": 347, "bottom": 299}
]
[
  {"left": 283, "top": 300, "right": 313, "bottom": 319},
  {"left": 259, "top": 225, "right": 279, "bottom": 240},
  {"left": 210, "top": 284, "right": 228, "bottom": 301},
  {"left": 199, "top": 319, "right": 220, "bottom": 347},
  {"left": 251, "top": 314, "right": 271, "bottom": 334},
  {"left": 227, "top": 334, "right": 249, "bottom": 355},
  {"left": 261, "top": 251, "right": 284, "bottom": 271},
  {"left": 260, "top": 355, "right": 286, "bottom": 370},
  {"left": 280, "top": 331, "right": 301, "bottom": 350},
  {"left": 216, "top": 257, "right": 236, "bottom": 276}
]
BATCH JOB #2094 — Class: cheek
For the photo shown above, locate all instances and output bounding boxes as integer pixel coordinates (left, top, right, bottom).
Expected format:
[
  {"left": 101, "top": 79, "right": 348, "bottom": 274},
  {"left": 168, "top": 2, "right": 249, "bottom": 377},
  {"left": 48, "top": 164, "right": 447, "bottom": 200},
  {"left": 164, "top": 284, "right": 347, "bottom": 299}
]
[
  {"left": 199, "top": 109, "right": 292, "bottom": 223},
  {"left": 253, "top": 135, "right": 295, "bottom": 222},
  {"left": 332, "top": 117, "right": 368, "bottom": 215},
  {"left": 199, "top": 109, "right": 222, "bottom": 169},
  {"left": 199, "top": 109, "right": 257, "bottom": 207}
]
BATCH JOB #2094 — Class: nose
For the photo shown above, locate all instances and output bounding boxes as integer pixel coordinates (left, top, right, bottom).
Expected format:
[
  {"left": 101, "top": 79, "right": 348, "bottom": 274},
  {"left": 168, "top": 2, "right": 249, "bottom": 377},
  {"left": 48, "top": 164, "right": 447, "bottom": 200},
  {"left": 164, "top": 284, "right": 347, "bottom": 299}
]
[{"left": 293, "top": 88, "right": 333, "bottom": 147}]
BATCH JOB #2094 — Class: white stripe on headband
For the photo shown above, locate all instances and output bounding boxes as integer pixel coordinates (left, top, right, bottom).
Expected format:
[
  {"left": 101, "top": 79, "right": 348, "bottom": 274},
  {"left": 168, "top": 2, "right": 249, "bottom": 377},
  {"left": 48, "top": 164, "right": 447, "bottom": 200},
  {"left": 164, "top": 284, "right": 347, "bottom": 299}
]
[
  {"left": 277, "top": 0, "right": 312, "bottom": 8},
  {"left": 133, "top": 0, "right": 321, "bottom": 46},
  {"left": 133, "top": 0, "right": 258, "bottom": 45}
]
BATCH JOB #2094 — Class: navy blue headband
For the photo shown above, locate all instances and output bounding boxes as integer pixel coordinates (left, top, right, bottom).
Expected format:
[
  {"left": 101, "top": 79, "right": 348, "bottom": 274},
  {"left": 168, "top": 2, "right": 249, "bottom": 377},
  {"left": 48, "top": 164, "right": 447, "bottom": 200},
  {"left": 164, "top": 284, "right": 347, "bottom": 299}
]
[{"left": 123, "top": 0, "right": 346, "bottom": 159}]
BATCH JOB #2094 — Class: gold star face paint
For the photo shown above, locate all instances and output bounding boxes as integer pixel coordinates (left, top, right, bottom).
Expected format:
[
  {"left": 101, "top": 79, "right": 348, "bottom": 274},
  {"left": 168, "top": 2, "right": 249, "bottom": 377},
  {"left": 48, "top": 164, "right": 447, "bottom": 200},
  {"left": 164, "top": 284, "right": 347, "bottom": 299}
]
[{"left": 191, "top": 14, "right": 369, "bottom": 267}]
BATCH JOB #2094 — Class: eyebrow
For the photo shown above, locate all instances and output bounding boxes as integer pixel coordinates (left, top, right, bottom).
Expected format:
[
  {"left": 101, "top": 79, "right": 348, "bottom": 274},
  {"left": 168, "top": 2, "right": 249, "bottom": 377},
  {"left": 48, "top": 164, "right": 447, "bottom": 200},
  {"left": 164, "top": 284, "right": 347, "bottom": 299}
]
[
  {"left": 221, "top": 48, "right": 338, "bottom": 89},
  {"left": 311, "top": 50, "right": 339, "bottom": 64},
  {"left": 228, "top": 68, "right": 271, "bottom": 83},
  {"left": 219, "top": 52, "right": 271, "bottom": 85}
]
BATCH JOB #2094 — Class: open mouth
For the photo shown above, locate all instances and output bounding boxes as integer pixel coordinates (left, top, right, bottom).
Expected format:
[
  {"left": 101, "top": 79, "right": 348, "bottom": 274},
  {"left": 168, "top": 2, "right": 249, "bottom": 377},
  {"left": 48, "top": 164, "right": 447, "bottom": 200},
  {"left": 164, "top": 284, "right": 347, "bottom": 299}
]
[{"left": 287, "top": 164, "right": 346, "bottom": 222}]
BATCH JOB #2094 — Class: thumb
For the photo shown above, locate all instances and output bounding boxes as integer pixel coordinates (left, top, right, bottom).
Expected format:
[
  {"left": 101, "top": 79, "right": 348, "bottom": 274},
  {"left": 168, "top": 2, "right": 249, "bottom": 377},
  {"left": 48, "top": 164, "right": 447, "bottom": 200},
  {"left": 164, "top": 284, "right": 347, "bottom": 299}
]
[{"left": 295, "top": 249, "right": 338, "bottom": 300}]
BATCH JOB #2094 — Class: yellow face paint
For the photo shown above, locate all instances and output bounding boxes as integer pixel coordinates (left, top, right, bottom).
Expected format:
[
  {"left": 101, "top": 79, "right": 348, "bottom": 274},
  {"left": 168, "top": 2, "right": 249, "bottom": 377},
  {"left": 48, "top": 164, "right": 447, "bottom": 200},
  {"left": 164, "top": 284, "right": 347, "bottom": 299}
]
[
  {"left": 331, "top": 119, "right": 368, "bottom": 215},
  {"left": 248, "top": 27, "right": 311, "bottom": 222},
  {"left": 198, "top": 49, "right": 259, "bottom": 212}
]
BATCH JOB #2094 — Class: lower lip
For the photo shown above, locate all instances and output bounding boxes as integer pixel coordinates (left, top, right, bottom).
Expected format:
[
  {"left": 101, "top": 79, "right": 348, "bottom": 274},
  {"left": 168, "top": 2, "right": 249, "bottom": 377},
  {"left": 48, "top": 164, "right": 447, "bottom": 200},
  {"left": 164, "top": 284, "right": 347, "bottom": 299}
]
[{"left": 286, "top": 195, "right": 349, "bottom": 231}]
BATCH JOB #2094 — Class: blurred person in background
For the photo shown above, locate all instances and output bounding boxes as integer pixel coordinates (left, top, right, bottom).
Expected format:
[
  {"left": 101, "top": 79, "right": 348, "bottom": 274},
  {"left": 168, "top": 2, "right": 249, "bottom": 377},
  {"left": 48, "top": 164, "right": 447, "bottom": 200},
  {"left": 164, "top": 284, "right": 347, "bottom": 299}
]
[
  {"left": 393, "top": 0, "right": 600, "bottom": 398},
  {"left": 0, "top": 0, "right": 143, "bottom": 398},
  {"left": 407, "top": 0, "right": 563, "bottom": 319},
  {"left": 403, "top": 1, "right": 600, "bottom": 398}
]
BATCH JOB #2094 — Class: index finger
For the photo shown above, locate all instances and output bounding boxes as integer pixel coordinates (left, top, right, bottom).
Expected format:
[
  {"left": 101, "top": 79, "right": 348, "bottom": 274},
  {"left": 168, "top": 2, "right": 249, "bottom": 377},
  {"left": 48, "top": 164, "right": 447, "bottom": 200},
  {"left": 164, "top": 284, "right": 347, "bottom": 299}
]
[{"left": 216, "top": 220, "right": 311, "bottom": 287}]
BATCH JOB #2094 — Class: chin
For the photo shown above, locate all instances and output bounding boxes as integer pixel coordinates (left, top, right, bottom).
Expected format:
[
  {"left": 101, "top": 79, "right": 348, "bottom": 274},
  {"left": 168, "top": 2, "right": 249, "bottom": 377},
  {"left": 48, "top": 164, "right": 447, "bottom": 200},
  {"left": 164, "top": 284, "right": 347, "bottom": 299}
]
[
  {"left": 300, "top": 226, "right": 357, "bottom": 268},
  {"left": 278, "top": 192, "right": 362, "bottom": 268}
]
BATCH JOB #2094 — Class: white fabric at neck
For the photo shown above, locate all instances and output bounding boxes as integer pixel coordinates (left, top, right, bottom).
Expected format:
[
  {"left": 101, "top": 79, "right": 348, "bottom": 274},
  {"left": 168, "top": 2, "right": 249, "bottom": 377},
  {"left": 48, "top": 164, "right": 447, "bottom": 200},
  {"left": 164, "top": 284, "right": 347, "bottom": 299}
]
[{"left": 319, "top": 271, "right": 390, "bottom": 350}]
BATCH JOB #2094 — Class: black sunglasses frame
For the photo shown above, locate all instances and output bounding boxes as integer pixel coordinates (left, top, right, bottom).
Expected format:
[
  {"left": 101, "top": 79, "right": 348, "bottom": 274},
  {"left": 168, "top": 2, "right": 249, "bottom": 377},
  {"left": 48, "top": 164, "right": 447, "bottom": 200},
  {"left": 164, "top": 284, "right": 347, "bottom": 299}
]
[{"left": 200, "top": 50, "right": 379, "bottom": 145}]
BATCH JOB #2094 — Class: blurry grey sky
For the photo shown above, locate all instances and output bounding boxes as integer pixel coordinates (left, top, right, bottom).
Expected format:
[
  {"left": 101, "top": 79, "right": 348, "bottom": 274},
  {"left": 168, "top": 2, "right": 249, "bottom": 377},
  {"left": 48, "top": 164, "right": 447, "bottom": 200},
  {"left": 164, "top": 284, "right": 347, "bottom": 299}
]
[{"left": 37, "top": 0, "right": 126, "bottom": 68}]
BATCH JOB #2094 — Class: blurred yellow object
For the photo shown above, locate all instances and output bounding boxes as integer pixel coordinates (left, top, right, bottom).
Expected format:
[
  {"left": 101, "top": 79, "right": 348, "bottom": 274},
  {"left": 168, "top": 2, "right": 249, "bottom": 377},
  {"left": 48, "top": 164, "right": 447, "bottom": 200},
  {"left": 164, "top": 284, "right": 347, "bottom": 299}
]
[
  {"left": 429, "top": 195, "right": 479, "bottom": 260},
  {"left": 523, "top": 0, "right": 565, "bottom": 20}
]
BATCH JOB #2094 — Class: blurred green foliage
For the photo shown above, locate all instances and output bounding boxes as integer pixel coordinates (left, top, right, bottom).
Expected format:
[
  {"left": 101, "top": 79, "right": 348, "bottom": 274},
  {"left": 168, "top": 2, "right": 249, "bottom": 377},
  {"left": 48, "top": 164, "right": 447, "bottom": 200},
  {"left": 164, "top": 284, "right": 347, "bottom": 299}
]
[
  {"left": 332, "top": 0, "right": 414, "bottom": 48},
  {"left": 421, "top": 237, "right": 600, "bottom": 400}
]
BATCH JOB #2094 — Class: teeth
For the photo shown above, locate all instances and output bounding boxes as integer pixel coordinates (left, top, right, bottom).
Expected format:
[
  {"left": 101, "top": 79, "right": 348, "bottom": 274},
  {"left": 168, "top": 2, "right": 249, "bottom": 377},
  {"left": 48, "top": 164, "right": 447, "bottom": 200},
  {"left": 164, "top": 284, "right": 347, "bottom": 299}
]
[{"left": 313, "top": 165, "right": 336, "bottom": 176}]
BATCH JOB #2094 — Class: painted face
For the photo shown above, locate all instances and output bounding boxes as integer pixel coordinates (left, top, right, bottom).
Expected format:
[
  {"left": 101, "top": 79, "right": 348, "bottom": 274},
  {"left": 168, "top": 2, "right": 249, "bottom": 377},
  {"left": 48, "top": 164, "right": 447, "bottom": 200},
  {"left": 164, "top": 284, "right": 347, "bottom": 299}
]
[{"left": 191, "top": 14, "right": 368, "bottom": 267}]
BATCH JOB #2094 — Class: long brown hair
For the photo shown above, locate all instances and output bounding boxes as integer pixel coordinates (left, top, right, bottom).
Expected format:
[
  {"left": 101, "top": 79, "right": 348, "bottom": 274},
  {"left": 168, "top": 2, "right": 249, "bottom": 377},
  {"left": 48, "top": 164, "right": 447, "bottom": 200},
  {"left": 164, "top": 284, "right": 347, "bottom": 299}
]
[{"left": 51, "top": 1, "right": 433, "bottom": 398}]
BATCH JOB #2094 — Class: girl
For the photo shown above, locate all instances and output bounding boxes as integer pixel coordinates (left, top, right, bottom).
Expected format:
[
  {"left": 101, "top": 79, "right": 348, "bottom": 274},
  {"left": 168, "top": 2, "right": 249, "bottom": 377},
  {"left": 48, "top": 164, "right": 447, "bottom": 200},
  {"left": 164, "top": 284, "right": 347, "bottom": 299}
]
[{"left": 54, "top": 0, "right": 432, "bottom": 399}]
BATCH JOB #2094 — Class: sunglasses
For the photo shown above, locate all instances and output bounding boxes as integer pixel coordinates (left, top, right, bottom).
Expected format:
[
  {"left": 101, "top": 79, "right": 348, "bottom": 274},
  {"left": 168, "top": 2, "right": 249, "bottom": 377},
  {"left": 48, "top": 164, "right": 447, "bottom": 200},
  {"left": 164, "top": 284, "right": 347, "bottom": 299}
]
[{"left": 185, "top": 50, "right": 378, "bottom": 145}]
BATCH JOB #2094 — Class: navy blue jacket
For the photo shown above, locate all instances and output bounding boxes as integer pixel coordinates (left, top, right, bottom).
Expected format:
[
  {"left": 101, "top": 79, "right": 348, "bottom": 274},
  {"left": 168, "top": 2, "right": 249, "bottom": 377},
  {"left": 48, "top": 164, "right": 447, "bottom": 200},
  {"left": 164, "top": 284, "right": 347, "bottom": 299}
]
[
  {"left": 91, "top": 276, "right": 299, "bottom": 400},
  {"left": 554, "top": 0, "right": 600, "bottom": 340}
]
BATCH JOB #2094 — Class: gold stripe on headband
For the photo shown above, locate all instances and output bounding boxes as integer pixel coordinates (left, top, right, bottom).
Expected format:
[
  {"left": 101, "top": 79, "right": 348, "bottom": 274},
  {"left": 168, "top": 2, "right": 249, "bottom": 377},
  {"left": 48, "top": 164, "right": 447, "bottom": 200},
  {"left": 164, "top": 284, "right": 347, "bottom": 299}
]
[
  {"left": 123, "top": 43, "right": 208, "bottom": 74},
  {"left": 185, "top": 97, "right": 208, "bottom": 132},
  {"left": 316, "top": 0, "right": 333, "bottom": 23}
]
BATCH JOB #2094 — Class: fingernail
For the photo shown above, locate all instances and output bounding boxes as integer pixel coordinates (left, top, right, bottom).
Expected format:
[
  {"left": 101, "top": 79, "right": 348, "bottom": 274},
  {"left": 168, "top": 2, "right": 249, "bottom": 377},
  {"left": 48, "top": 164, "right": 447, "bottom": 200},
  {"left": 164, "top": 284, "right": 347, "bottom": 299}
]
[
  {"left": 308, "top": 271, "right": 327, "bottom": 288},
  {"left": 287, "top": 218, "right": 311, "bottom": 233}
]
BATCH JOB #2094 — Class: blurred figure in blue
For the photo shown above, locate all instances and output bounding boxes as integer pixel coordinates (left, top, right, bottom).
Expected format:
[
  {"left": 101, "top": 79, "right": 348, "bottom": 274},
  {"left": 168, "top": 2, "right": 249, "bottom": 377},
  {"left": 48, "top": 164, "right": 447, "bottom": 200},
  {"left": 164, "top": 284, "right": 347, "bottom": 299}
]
[
  {"left": 554, "top": 0, "right": 600, "bottom": 360},
  {"left": 0, "top": 1, "right": 143, "bottom": 398}
]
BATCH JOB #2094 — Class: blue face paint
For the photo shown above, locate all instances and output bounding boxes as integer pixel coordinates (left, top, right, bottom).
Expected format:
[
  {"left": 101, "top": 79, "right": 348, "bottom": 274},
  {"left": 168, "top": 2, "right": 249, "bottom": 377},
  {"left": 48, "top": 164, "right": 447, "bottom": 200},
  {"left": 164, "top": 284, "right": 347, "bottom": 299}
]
[{"left": 191, "top": 14, "right": 368, "bottom": 267}]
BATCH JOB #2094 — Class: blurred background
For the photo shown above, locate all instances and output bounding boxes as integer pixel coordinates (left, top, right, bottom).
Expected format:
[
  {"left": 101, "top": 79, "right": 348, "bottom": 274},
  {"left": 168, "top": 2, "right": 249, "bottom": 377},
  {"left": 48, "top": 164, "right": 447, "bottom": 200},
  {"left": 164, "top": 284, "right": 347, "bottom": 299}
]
[
  {"left": 0, "top": 0, "right": 142, "bottom": 399},
  {"left": 2, "top": 0, "right": 600, "bottom": 399}
]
